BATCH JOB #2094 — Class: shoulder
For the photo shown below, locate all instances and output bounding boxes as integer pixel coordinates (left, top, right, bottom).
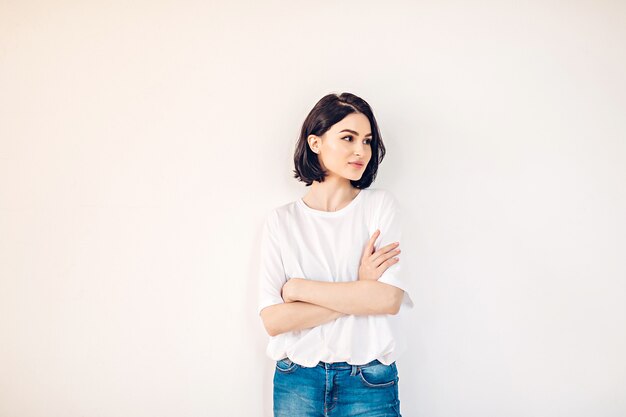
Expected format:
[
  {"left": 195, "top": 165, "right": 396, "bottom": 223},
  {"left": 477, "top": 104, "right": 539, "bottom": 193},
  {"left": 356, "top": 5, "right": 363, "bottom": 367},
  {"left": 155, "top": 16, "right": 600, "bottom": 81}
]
[
  {"left": 264, "top": 200, "right": 298, "bottom": 228},
  {"left": 364, "top": 187, "right": 399, "bottom": 210},
  {"left": 273, "top": 200, "right": 297, "bottom": 218}
]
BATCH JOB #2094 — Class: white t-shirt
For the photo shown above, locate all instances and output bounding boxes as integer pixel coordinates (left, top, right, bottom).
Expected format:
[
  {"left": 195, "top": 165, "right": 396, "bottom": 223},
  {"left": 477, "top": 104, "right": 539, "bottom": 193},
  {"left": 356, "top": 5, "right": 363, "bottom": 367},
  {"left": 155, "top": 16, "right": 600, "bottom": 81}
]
[{"left": 257, "top": 187, "right": 414, "bottom": 368}]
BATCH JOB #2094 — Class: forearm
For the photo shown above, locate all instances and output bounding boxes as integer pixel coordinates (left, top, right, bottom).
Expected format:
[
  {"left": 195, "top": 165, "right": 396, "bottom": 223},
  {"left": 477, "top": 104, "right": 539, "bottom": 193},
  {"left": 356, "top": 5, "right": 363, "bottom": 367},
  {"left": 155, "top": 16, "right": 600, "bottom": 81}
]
[
  {"left": 261, "top": 301, "right": 346, "bottom": 337},
  {"left": 294, "top": 279, "right": 396, "bottom": 316}
]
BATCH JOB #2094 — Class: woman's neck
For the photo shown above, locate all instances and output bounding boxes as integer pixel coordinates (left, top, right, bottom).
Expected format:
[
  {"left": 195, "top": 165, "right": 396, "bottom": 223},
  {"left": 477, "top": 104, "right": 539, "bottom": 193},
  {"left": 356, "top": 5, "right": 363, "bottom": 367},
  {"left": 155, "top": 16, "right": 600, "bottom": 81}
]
[{"left": 302, "top": 180, "right": 360, "bottom": 212}]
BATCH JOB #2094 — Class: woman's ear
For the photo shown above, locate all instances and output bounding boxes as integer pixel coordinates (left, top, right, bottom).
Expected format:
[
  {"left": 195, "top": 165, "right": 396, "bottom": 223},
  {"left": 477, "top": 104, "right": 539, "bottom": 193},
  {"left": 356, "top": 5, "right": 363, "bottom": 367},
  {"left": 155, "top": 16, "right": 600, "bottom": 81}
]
[{"left": 308, "top": 135, "right": 320, "bottom": 154}]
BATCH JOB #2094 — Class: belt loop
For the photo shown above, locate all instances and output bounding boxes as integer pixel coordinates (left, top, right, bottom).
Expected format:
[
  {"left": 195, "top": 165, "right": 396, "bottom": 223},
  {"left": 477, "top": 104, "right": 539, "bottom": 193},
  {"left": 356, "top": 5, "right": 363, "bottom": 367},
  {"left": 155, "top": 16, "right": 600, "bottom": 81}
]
[{"left": 350, "top": 364, "right": 358, "bottom": 376}]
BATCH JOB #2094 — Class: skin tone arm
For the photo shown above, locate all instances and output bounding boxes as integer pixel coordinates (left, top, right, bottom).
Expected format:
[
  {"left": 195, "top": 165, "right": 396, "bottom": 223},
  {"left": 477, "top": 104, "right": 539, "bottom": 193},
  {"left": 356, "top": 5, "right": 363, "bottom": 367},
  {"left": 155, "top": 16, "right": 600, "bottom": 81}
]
[
  {"left": 260, "top": 280, "right": 403, "bottom": 337},
  {"left": 283, "top": 278, "right": 403, "bottom": 316},
  {"left": 260, "top": 301, "right": 345, "bottom": 337}
]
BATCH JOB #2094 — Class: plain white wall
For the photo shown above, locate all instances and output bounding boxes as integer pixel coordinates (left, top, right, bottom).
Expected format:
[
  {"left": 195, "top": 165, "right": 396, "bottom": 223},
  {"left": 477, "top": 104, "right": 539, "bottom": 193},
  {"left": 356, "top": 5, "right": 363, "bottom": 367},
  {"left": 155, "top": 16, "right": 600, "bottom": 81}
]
[{"left": 1, "top": 1, "right": 625, "bottom": 416}]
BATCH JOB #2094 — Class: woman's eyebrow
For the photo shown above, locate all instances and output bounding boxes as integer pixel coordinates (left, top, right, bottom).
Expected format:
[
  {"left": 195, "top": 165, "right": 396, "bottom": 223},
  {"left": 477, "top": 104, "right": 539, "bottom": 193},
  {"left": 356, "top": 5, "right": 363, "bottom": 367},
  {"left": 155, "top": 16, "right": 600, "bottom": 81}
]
[{"left": 338, "top": 129, "right": 372, "bottom": 137}]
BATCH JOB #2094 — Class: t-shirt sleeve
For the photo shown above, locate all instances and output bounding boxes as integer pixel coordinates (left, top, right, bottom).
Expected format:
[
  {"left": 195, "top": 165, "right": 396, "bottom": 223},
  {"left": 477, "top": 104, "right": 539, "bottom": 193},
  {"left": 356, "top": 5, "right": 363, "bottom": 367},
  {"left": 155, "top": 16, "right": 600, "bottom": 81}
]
[
  {"left": 257, "top": 209, "right": 288, "bottom": 316},
  {"left": 372, "top": 191, "right": 415, "bottom": 310}
]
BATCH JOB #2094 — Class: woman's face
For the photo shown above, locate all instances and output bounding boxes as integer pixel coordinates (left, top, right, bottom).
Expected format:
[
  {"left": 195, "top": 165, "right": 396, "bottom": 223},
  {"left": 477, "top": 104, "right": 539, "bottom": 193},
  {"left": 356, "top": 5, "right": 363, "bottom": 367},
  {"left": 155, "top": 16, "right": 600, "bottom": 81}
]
[{"left": 309, "top": 113, "right": 373, "bottom": 182}]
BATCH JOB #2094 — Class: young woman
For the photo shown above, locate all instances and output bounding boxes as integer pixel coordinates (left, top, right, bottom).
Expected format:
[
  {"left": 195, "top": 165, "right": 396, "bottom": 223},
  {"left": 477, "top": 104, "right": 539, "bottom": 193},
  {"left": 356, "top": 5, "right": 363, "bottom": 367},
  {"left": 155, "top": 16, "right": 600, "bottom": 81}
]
[{"left": 257, "top": 92, "right": 414, "bottom": 416}]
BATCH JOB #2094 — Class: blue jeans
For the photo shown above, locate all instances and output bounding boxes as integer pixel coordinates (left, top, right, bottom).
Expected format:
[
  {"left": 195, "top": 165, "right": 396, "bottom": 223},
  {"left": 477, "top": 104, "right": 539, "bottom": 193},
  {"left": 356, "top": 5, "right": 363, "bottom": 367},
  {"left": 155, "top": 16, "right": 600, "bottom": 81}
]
[{"left": 273, "top": 358, "right": 402, "bottom": 416}]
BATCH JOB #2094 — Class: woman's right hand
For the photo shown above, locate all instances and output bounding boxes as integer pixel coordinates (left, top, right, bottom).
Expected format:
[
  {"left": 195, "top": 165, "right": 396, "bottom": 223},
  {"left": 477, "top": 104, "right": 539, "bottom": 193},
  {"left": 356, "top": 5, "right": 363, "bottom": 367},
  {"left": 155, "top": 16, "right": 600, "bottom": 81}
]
[{"left": 357, "top": 229, "right": 400, "bottom": 281}]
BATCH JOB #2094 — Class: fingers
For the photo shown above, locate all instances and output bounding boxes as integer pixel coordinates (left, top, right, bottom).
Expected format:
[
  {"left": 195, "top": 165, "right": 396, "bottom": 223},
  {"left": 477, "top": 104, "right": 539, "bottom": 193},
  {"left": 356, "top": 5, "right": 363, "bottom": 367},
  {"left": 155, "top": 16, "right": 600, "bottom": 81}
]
[
  {"left": 376, "top": 256, "right": 400, "bottom": 275},
  {"left": 363, "top": 229, "right": 401, "bottom": 263},
  {"left": 371, "top": 241, "right": 400, "bottom": 263},
  {"left": 374, "top": 247, "right": 400, "bottom": 266},
  {"left": 380, "top": 241, "right": 399, "bottom": 253},
  {"left": 362, "top": 229, "right": 380, "bottom": 258},
  {"left": 369, "top": 229, "right": 380, "bottom": 248}
]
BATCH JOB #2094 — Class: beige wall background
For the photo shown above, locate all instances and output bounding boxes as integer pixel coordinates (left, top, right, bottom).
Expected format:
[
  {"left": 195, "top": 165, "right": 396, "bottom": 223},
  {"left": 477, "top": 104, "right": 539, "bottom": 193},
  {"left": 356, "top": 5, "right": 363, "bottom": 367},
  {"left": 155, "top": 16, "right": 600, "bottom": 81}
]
[{"left": 1, "top": 1, "right": 625, "bottom": 416}]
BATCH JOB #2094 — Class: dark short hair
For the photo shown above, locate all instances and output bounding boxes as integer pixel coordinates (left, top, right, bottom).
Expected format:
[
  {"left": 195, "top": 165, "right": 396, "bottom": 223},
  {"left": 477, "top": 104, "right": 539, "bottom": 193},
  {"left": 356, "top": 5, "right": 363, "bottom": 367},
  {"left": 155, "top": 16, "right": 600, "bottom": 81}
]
[{"left": 292, "top": 92, "right": 386, "bottom": 189}]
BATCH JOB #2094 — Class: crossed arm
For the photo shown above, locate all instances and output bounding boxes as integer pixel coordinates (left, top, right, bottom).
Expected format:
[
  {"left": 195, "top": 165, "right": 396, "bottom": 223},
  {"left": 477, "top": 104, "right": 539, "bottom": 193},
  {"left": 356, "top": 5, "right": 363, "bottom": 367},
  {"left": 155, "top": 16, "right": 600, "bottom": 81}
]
[{"left": 260, "top": 279, "right": 404, "bottom": 337}]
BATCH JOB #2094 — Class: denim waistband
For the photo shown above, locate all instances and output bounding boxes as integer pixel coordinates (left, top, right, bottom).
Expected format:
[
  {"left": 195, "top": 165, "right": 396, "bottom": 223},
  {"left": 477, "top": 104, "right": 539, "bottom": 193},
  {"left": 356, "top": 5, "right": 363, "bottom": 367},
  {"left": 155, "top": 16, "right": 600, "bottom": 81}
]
[{"left": 315, "top": 358, "right": 383, "bottom": 370}]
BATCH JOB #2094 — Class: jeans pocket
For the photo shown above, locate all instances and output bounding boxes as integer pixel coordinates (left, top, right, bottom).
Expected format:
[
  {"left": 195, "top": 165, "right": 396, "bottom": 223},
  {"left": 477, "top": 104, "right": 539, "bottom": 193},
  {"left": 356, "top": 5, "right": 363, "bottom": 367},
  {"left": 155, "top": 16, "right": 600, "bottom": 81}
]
[
  {"left": 358, "top": 361, "right": 398, "bottom": 388},
  {"left": 275, "top": 358, "right": 298, "bottom": 374}
]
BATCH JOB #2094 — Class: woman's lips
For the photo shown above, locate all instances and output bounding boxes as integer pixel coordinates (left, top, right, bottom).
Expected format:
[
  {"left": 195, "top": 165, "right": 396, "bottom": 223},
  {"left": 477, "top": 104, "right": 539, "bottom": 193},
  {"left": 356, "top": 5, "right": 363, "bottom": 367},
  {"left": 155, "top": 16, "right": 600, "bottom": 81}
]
[{"left": 349, "top": 162, "right": 364, "bottom": 168}]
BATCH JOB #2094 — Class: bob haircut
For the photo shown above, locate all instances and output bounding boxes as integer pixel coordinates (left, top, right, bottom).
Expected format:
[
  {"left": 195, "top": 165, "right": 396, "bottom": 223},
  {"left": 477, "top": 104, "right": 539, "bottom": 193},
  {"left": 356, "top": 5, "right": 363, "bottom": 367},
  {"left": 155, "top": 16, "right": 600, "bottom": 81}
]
[{"left": 292, "top": 92, "right": 386, "bottom": 189}]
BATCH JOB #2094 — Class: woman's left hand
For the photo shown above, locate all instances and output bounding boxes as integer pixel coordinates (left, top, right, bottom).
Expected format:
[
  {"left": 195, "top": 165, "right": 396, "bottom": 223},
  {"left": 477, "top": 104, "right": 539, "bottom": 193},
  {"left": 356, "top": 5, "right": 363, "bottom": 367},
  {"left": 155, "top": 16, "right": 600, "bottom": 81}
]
[{"left": 281, "top": 278, "right": 302, "bottom": 303}]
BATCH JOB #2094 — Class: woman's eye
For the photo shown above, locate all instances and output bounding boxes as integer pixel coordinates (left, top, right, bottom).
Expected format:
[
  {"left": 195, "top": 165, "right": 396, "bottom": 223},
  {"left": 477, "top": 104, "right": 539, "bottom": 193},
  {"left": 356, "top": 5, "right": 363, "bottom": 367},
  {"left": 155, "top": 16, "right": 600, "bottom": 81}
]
[{"left": 343, "top": 136, "right": 372, "bottom": 145}]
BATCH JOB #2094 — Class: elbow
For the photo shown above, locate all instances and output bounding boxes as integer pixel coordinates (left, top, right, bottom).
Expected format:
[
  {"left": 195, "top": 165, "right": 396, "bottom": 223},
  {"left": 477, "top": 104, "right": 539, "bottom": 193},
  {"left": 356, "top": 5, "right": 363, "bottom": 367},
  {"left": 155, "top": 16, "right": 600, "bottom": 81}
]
[
  {"left": 263, "top": 320, "right": 278, "bottom": 337},
  {"left": 388, "top": 302, "right": 400, "bottom": 315},
  {"left": 375, "top": 282, "right": 404, "bottom": 315},
  {"left": 387, "top": 289, "right": 404, "bottom": 315},
  {"left": 260, "top": 307, "right": 280, "bottom": 336}
]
